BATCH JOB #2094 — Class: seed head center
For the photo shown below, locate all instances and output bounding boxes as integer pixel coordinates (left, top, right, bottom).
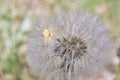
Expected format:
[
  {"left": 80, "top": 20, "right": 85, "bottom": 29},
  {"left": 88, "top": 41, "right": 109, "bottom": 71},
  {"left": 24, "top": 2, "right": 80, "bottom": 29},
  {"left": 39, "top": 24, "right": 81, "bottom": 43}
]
[{"left": 54, "top": 36, "right": 87, "bottom": 59}]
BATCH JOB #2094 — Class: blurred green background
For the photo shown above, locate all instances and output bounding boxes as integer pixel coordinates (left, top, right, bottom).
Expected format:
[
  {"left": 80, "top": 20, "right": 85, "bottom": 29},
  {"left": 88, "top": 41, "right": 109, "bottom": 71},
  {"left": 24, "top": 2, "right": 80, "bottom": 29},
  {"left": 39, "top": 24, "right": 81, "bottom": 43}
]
[{"left": 0, "top": 0, "right": 120, "bottom": 80}]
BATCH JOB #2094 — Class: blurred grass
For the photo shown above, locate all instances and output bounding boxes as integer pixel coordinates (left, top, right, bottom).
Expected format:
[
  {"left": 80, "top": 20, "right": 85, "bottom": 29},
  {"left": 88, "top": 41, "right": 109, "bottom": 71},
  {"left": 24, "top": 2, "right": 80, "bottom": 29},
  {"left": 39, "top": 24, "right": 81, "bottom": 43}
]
[{"left": 0, "top": 0, "right": 120, "bottom": 80}]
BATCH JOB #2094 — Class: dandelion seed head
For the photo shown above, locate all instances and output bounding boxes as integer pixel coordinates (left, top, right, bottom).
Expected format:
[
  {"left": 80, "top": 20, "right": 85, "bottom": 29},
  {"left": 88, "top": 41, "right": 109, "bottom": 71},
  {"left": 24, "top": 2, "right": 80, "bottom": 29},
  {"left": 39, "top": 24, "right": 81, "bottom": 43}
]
[{"left": 26, "top": 12, "right": 115, "bottom": 80}]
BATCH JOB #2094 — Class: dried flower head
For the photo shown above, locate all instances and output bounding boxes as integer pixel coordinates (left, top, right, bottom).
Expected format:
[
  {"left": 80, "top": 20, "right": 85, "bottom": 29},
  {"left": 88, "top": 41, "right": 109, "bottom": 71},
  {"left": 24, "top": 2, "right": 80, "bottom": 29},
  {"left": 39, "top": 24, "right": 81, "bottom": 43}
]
[{"left": 26, "top": 12, "right": 114, "bottom": 80}]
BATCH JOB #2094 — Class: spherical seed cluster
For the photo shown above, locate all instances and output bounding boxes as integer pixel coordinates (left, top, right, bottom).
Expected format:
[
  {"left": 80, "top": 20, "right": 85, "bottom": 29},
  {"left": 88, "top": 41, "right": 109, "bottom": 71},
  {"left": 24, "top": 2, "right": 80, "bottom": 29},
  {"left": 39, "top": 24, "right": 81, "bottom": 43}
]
[{"left": 26, "top": 12, "right": 114, "bottom": 80}]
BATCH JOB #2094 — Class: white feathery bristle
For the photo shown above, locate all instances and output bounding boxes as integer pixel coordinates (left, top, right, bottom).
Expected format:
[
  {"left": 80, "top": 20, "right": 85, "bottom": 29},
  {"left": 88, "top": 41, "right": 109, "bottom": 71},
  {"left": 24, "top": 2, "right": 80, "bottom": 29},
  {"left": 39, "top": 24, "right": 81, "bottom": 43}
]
[{"left": 26, "top": 12, "right": 115, "bottom": 80}]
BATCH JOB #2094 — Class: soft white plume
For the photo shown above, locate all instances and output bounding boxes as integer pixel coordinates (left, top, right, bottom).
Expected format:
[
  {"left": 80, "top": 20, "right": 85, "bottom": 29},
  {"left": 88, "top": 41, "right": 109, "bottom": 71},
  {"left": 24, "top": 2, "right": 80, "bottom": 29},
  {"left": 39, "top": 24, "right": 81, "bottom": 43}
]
[{"left": 26, "top": 12, "right": 115, "bottom": 80}]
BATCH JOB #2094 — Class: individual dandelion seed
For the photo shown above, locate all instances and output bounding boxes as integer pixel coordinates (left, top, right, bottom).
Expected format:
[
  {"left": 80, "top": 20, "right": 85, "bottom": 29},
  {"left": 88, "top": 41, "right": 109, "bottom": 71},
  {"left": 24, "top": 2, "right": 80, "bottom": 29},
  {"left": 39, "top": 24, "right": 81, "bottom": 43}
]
[{"left": 26, "top": 12, "right": 115, "bottom": 80}]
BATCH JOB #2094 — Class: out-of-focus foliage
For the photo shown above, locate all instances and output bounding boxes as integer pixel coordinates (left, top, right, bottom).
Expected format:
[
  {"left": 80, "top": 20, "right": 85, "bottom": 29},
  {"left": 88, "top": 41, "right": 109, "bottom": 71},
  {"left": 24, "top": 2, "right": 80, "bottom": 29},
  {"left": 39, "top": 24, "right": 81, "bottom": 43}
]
[
  {"left": 0, "top": 0, "right": 33, "bottom": 80},
  {"left": 0, "top": 0, "right": 120, "bottom": 80}
]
